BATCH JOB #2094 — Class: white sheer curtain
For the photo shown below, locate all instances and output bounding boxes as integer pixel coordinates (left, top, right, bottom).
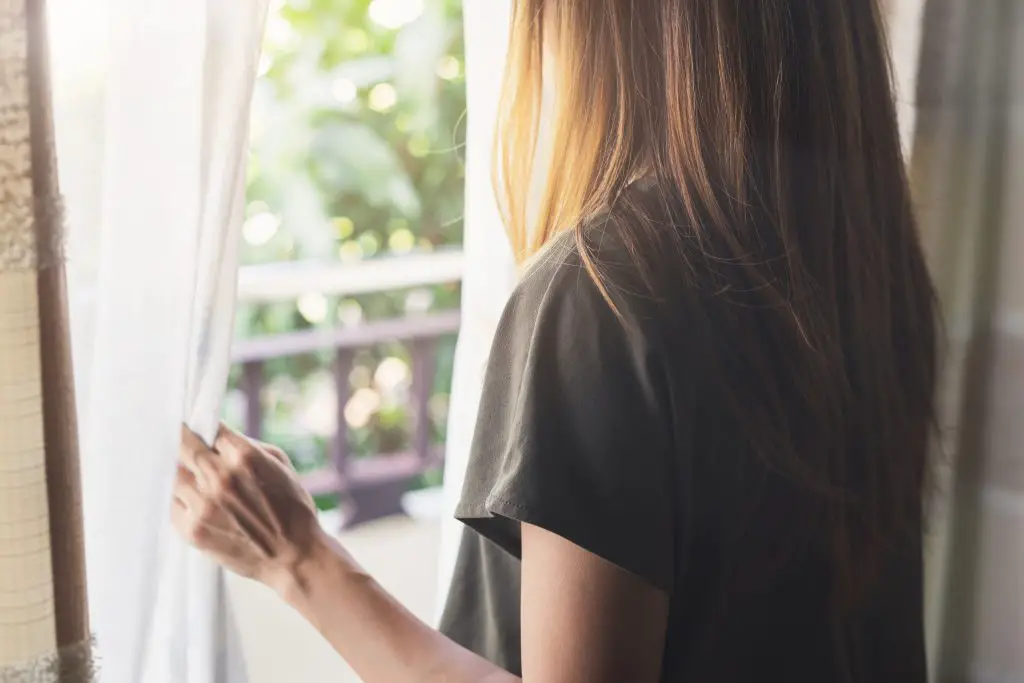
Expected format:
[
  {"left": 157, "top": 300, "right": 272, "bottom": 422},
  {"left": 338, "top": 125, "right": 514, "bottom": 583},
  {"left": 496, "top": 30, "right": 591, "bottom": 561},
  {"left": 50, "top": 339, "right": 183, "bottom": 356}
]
[
  {"left": 50, "top": 1, "right": 268, "bottom": 681},
  {"left": 885, "top": 0, "right": 926, "bottom": 157},
  {"left": 436, "top": 0, "right": 517, "bottom": 613}
]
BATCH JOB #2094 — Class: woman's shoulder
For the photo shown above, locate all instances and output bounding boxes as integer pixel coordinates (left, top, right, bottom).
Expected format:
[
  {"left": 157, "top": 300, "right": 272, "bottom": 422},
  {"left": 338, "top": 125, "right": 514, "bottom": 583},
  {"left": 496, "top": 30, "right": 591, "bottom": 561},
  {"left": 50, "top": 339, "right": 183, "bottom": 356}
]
[
  {"left": 506, "top": 223, "right": 657, "bottom": 346},
  {"left": 509, "top": 187, "right": 691, "bottom": 345},
  {"left": 459, "top": 192, "right": 688, "bottom": 595}
]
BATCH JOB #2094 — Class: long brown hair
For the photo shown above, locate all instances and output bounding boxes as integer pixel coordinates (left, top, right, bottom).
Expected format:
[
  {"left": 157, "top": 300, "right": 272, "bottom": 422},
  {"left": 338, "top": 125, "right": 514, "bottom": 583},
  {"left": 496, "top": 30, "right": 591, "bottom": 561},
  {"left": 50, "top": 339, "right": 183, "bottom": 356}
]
[{"left": 496, "top": 0, "right": 937, "bottom": 608}]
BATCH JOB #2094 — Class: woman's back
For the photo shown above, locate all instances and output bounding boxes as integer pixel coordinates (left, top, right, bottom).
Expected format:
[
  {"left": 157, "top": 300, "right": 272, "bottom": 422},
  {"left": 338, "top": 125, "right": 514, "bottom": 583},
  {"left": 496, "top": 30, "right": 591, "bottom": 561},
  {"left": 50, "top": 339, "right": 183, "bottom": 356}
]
[
  {"left": 440, "top": 183, "right": 930, "bottom": 681},
  {"left": 442, "top": 0, "right": 937, "bottom": 679}
]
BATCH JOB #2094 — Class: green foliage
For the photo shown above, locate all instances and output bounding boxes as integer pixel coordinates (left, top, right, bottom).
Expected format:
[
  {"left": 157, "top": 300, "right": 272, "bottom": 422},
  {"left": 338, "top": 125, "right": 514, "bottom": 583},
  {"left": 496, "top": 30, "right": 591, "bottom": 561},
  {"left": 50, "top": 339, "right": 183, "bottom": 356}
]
[{"left": 227, "top": 0, "right": 466, "bottom": 502}]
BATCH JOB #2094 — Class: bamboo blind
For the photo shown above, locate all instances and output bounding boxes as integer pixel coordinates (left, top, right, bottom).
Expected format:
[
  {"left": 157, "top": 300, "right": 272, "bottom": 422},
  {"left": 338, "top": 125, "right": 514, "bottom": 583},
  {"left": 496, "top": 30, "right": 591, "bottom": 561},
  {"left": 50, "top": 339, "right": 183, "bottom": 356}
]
[{"left": 0, "top": 0, "right": 92, "bottom": 679}]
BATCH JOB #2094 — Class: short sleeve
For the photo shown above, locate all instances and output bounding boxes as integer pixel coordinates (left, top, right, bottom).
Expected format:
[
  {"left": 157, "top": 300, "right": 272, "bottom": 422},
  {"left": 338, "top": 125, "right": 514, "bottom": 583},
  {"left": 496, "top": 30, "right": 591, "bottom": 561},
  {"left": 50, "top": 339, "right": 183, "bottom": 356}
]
[{"left": 454, "top": 235, "right": 678, "bottom": 593}]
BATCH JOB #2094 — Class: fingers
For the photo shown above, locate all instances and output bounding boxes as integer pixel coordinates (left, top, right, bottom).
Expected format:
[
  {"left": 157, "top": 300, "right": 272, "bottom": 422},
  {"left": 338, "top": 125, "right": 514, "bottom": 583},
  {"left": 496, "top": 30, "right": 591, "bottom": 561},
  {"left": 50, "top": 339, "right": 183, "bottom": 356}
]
[
  {"left": 179, "top": 425, "right": 212, "bottom": 474},
  {"left": 216, "top": 422, "right": 293, "bottom": 468},
  {"left": 173, "top": 448, "right": 273, "bottom": 555},
  {"left": 175, "top": 425, "right": 321, "bottom": 584},
  {"left": 180, "top": 424, "right": 208, "bottom": 460},
  {"left": 214, "top": 423, "right": 275, "bottom": 468},
  {"left": 180, "top": 462, "right": 196, "bottom": 484},
  {"left": 211, "top": 423, "right": 286, "bottom": 541},
  {"left": 255, "top": 440, "right": 291, "bottom": 467},
  {"left": 174, "top": 464, "right": 197, "bottom": 504},
  {"left": 172, "top": 464, "right": 212, "bottom": 545},
  {"left": 180, "top": 422, "right": 297, "bottom": 545},
  {"left": 179, "top": 426, "right": 248, "bottom": 529},
  {"left": 213, "top": 423, "right": 251, "bottom": 464},
  {"left": 179, "top": 431, "right": 222, "bottom": 495}
]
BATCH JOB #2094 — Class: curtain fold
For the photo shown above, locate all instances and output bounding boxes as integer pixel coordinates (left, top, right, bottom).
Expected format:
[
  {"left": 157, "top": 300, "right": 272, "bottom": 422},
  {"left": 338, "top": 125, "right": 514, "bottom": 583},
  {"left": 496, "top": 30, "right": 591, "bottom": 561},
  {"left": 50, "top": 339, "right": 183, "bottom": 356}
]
[
  {"left": 885, "top": 0, "right": 927, "bottom": 156},
  {"left": 436, "top": 0, "right": 517, "bottom": 615},
  {"left": 908, "top": 0, "right": 1024, "bottom": 680},
  {"left": 79, "top": 1, "right": 268, "bottom": 681}
]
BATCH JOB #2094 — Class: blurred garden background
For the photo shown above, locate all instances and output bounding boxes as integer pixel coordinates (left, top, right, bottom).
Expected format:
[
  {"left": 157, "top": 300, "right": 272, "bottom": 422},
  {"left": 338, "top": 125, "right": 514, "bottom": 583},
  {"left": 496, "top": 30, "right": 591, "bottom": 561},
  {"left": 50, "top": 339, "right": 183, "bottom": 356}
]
[{"left": 224, "top": 0, "right": 467, "bottom": 517}]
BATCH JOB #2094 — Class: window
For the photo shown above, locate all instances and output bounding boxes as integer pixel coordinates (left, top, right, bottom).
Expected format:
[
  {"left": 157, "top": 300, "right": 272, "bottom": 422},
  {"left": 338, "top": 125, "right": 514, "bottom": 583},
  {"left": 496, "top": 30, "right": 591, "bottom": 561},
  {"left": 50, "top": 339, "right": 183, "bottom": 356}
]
[{"left": 227, "top": 0, "right": 467, "bottom": 527}]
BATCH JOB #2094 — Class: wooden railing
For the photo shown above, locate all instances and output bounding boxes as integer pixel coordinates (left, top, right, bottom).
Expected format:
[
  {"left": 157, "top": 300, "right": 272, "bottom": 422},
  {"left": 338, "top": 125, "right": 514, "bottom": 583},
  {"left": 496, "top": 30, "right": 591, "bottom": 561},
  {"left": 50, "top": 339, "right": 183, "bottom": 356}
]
[{"left": 232, "top": 251, "right": 463, "bottom": 527}]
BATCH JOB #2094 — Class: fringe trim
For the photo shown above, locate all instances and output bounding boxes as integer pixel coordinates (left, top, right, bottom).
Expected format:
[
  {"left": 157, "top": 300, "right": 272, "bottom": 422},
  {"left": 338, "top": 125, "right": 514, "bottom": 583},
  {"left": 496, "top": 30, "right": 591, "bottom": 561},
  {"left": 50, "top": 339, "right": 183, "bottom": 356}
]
[
  {"left": 0, "top": 192, "right": 66, "bottom": 271},
  {"left": 0, "top": 638, "right": 97, "bottom": 683},
  {"left": 0, "top": 0, "right": 65, "bottom": 273}
]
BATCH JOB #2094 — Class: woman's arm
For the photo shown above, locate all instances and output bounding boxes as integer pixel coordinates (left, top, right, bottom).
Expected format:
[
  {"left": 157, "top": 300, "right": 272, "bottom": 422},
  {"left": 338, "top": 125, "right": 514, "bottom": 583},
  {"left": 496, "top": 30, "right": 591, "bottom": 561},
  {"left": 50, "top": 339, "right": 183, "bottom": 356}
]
[
  {"left": 271, "top": 529, "right": 514, "bottom": 682},
  {"left": 173, "top": 424, "right": 668, "bottom": 683}
]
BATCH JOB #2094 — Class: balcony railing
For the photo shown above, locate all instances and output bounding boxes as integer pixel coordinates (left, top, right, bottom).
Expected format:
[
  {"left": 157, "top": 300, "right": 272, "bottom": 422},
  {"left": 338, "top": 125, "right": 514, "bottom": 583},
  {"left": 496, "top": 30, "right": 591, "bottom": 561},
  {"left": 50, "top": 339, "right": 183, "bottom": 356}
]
[{"left": 232, "top": 251, "right": 463, "bottom": 528}]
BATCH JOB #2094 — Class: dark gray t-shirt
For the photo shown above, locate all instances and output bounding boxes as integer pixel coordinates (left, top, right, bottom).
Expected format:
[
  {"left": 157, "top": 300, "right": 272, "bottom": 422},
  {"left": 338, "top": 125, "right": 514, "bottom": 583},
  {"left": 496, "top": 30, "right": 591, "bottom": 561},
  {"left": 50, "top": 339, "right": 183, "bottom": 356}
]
[{"left": 438, "top": 210, "right": 927, "bottom": 681}]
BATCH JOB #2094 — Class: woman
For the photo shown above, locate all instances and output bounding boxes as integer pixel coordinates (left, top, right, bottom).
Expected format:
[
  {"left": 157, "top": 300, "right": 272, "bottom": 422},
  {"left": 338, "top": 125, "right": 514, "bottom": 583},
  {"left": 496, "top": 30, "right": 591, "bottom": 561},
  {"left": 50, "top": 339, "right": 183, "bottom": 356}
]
[{"left": 174, "top": 0, "right": 937, "bottom": 680}]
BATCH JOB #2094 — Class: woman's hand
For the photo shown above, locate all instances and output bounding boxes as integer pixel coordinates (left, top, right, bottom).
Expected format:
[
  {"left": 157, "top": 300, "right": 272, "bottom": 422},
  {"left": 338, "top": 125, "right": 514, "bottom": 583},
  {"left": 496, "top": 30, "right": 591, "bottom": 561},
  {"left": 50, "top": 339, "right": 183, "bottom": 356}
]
[
  {"left": 172, "top": 427, "right": 661, "bottom": 683},
  {"left": 172, "top": 423, "right": 325, "bottom": 591}
]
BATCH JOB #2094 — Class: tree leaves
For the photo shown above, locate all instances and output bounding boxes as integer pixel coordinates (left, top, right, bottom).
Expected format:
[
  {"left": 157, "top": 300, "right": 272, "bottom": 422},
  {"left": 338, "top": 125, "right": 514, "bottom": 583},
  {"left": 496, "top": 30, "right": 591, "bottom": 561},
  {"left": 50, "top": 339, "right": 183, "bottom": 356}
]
[
  {"left": 233, "top": 0, "right": 465, "bottom": 473},
  {"left": 334, "top": 56, "right": 395, "bottom": 88},
  {"left": 311, "top": 120, "right": 421, "bottom": 218}
]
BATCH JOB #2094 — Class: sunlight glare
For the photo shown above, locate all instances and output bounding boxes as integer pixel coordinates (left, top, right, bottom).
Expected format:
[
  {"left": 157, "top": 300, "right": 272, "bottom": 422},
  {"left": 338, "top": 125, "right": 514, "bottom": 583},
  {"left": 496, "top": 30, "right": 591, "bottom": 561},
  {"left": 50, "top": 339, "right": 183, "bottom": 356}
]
[
  {"left": 368, "top": 83, "right": 398, "bottom": 112},
  {"left": 331, "top": 78, "right": 358, "bottom": 104},
  {"left": 243, "top": 212, "right": 280, "bottom": 246},
  {"left": 297, "top": 292, "right": 329, "bottom": 324},
  {"left": 368, "top": 0, "right": 425, "bottom": 30},
  {"left": 436, "top": 56, "right": 461, "bottom": 80},
  {"left": 345, "top": 388, "right": 381, "bottom": 429}
]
